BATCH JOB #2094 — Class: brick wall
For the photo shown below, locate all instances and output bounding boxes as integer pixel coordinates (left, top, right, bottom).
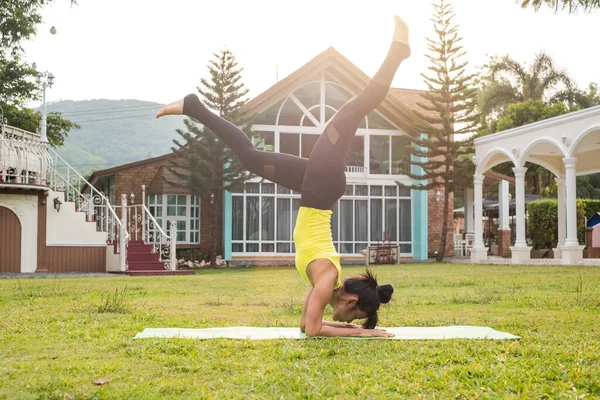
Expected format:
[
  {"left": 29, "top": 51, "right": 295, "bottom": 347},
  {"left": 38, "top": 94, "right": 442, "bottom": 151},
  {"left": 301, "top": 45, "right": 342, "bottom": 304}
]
[
  {"left": 428, "top": 185, "right": 455, "bottom": 258},
  {"left": 113, "top": 156, "right": 221, "bottom": 256}
]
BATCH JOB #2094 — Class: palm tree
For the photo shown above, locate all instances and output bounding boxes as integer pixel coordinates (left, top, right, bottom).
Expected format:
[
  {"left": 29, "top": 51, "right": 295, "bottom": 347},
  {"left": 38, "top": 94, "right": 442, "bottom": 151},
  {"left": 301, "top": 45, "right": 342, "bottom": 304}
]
[
  {"left": 478, "top": 52, "right": 574, "bottom": 122},
  {"left": 520, "top": 0, "right": 600, "bottom": 13}
]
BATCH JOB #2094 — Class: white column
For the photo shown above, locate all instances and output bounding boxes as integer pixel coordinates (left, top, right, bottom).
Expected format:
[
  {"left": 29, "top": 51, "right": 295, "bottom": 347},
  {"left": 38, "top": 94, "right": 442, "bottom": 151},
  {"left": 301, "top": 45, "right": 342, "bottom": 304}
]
[
  {"left": 471, "top": 175, "right": 487, "bottom": 262},
  {"left": 554, "top": 177, "right": 566, "bottom": 257},
  {"left": 141, "top": 184, "right": 146, "bottom": 242},
  {"left": 120, "top": 194, "right": 128, "bottom": 272},
  {"left": 561, "top": 158, "right": 584, "bottom": 264},
  {"left": 170, "top": 221, "right": 177, "bottom": 271},
  {"left": 498, "top": 180, "right": 510, "bottom": 230},
  {"left": 564, "top": 158, "right": 578, "bottom": 246},
  {"left": 512, "top": 168, "right": 527, "bottom": 246},
  {"left": 464, "top": 187, "right": 474, "bottom": 234},
  {"left": 510, "top": 167, "right": 531, "bottom": 264}
]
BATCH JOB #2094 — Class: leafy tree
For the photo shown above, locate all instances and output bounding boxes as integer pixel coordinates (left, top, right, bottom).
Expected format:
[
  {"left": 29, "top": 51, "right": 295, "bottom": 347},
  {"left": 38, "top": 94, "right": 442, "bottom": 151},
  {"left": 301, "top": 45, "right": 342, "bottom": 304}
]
[
  {"left": 1, "top": 0, "right": 78, "bottom": 146},
  {"left": 403, "top": 0, "right": 479, "bottom": 261},
  {"left": 519, "top": 0, "right": 600, "bottom": 13},
  {"left": 165, "top": 49, "right": 255, "bottom": 267}
]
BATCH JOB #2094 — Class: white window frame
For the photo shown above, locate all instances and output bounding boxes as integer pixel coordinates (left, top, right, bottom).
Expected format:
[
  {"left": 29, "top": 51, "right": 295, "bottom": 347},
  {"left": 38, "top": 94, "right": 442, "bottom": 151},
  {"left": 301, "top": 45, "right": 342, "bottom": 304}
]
[{"left": 148, "top": 194, "right": 201, "bottom": 245}]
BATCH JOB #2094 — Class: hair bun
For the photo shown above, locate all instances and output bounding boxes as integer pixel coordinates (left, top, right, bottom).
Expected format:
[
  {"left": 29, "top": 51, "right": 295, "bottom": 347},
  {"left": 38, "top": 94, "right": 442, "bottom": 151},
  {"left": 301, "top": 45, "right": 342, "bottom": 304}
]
[{"left": 376, "top": 284, "right": 394, "bottom": 304}]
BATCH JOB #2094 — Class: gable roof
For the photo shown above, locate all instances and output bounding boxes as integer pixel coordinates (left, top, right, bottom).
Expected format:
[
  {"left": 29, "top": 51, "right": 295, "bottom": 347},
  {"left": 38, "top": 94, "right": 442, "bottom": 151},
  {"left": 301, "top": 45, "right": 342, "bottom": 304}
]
[
  {"left": 89, "top": 47, "right": 436, "bottom": 182},
  {"left": 241, "top": 46, "right": 432, "bottom": 136}
]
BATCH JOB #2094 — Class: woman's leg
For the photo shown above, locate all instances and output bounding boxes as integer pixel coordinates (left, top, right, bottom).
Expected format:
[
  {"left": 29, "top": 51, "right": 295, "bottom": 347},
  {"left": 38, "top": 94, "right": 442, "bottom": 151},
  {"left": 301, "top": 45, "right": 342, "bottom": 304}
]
[
  {"left": 157, "top": 94, "right": 308, "bottom": 192},
  {"left": 300, "top": 16, "right": 411, "bottom": 210}
]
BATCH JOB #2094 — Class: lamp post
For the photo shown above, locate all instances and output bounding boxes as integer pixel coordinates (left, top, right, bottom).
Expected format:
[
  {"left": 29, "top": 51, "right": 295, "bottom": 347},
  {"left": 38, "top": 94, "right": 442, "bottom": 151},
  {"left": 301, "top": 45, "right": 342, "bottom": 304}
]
[
  {"left": 0, "top": 105, "right": 6, "bottom": 137},
  {"left": 35, "top": 69, "right": 55, "bottom": 143}
]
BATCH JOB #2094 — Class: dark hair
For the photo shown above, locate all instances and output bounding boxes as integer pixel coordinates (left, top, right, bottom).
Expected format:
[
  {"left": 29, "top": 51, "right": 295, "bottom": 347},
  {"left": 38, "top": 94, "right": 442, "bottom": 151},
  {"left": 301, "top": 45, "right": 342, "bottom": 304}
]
[{"left": 343, "top": 268, "right": 394, "bottom": 329}]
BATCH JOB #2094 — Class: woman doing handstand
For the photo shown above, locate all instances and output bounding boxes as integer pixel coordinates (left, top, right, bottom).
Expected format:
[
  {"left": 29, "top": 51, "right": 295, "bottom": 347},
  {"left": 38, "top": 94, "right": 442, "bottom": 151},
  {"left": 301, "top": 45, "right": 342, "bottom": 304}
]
[{"left": 157, "top": 15, "right": 411, "bottom": 337}]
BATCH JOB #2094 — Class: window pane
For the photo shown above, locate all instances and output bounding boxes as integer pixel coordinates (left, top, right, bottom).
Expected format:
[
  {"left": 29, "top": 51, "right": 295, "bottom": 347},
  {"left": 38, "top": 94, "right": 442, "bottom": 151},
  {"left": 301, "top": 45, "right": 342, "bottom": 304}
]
[
  {"left": 232, "top": 196, "right": 244, "bottom": 240},
  {"left": 301, "top": 134, "right": 318, "bottom": 158},
  {"left": 262, "top": 197, "right": 275, "bottom": 241},
  {"left": 392, "top": 135, "right": 411, "bottom": 175},
  {"left": 177, "top": 220, "right": 186, "bottom": 232},
  {"left": 177, "top": 195, "right": 186, "bottom": 205},
  {"left": 278, "top": 97, "right": 304, "bottom": 126},
  {"left": 149, "top": 196, "right": 155, "bottom": 205},
  {"left": 400, "top": 244, "right": 412, "bottom": 253},
  {"left": 325, "top": 107, "right": 336, "bottom": 124},
  {"left": 232, "top": 243, "right": 244, "bottom": 252},
  {"left": 355, "top": 185, "right": 368, "bottom": 196},
  {"left": 331, "top": 202, "right": 339, "bottom": 242},
  {"left": 167, "top": 206, "right": 177, "bottom": 216},
  {"left": 341, "top": 243, "right": 353, "bottom": 254},
  {"left": 294, "top": 82, "right": 321, "bottom": 108},
  {"left": 156, "top": 207, "right": 162, "bottom": 217},
  {"left": 277, "top": 243, "right": 290, "bottom": 253},
  {"left": 277, "top": 185, "right": 290, "bottom": 194},
  {"left": 399, "top": 199, "right": 412, "bottom": 241},
  {"left": 367, "top": 111, "right": 395, "bottom": 129},
  {"left": 277, "top": 199, "right": 291, "bottom": 241},
  {"left": 157, "top": 196, "right": 163, "bottom": 204},
  {"left": 253, "top": 131, "right": 275, "bottom": 152},
  {"left": 280, "top": 133, "right": 300, "bottom": 156},
  {"left": 292, "top": 199, "right": 301, "bottom": 233},
  {"left": 246, "top": 183, "right": 260, "bottom": 194},
  {"left": 253, "top": 98, "right": 284, "bottom": 125},
  {"left": 246, "top": 197, "right": 260, "bottom": 240},
  {"left": 355, "top": 200, "right": 368, "bottom": 241},
  {"left": 177, "top": 231, "right": 186, "bottom": 242},
  {"left": 385, "top": 186, "right": 397, "bottom": 197},
  {"left": 246, "top": 243, "right": 259, "bottom": 252},
  {"left": 370, "top": 136, "right": 390, "bottom": 174},
  {"left": 340, "top": 200, "right": 353, "bottom": 242},
  {"left": 347, "top": 136, "right": 364, "bottom": 167},
  {"left": 262, "top": 243, "right": 275, "bottom": 253},
  {"left": 386, "top": 199, "right": 398, "bottom": 241},
  {"left": 344, "top": 185, "right": 353, "bottom": 196},
  {"left": 370, "top": 186, "right": 382, "bottom": 196},
  {"left": 177, "top": 206, "right": 186, "bottom": 216},
  {"left": 355, "top": 243, "right": 368, "bottom": 254},
  {"left": 167, "top": 195, "right": 176, "bottom": 205},
  {"left": 325, "top": 83, "right": 352, "bottom": 110},
  {"left": 398, "top": 185, "right": 411, "bottom": 197},
  {"left": 370, "top": 199, "right": 383, "bottom": 242},
  {"left": 262, "top": 183, "right": 275, "bottom": 194}
]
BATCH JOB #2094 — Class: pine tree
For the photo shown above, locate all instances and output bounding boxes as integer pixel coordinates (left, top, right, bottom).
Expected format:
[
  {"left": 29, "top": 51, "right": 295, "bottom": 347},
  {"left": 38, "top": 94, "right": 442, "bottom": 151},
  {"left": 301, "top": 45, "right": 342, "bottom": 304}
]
[
  {"left": 165, "top": 49, "right": 254, "bottom": 268},
  {"left": 402, "top": 0, "right": 479, "bottom": 261}
]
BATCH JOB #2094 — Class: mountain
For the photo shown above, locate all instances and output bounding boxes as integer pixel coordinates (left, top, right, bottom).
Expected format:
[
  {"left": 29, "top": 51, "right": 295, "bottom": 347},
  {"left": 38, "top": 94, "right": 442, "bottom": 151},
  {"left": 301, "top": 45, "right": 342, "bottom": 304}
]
[{"left": 45, "top": 99, "right": 187, "bottom": 174}]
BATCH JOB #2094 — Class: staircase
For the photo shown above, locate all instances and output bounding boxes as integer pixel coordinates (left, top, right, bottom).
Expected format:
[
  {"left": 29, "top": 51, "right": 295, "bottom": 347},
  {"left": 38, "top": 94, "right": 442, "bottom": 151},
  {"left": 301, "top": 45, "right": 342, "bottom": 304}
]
[{"left": 123, "top": 241, "right": 193, "bottom": 276}]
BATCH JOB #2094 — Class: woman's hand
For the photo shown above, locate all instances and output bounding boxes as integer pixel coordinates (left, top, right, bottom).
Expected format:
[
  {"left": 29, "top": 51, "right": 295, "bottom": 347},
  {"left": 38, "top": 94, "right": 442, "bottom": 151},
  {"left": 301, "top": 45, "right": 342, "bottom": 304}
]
[{"left": 359, "top": 329, "right": 394, "bottom": 338}]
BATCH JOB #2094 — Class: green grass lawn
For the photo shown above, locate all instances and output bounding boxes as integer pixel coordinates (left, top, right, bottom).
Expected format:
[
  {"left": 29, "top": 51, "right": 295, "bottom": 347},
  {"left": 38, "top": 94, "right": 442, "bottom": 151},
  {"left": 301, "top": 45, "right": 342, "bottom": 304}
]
[{"left": 1, "top": 264, "right": 599, "bottom": 399}]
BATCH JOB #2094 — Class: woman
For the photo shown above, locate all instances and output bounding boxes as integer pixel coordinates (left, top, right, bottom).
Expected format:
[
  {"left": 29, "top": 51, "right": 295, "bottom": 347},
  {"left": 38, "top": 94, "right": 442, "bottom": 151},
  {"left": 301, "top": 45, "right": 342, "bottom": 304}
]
[{"left": 157, "top": 15, "right": 411, "bottom": 337}]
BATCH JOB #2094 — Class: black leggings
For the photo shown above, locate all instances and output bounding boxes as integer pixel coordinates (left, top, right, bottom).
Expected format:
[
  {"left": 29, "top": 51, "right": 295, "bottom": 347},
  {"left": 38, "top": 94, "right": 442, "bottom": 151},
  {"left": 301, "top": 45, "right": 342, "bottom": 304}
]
[{"left": 182, "top": 41, "right": 409, "bottom": 211}]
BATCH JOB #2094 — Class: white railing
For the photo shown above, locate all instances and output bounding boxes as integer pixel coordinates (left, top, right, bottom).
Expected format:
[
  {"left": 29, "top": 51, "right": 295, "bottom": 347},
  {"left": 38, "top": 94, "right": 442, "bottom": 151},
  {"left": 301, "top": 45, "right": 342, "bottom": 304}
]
[
  {"left": 345, "top": 165, "right": 367, "bottom": 174},
  {"left": 0, "top": 125, "right": 130, "bottom": 271},
  {"left": 345, "top": 165, "right": 368, "bottom": 183},
  {"left": 114, "top": 203, "right": 176, "bottom": 270},
  {"left": 0, "top": 137, "right": 50, "bottom": 185}
]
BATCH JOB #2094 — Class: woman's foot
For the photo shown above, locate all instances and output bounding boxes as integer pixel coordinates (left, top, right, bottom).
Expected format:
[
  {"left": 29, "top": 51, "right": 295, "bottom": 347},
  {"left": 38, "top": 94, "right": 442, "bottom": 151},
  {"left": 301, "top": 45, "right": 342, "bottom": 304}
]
[
  {"left": 156, "top": 98, "right": 184, "bottom": 119},
  {"left": 393, "top": 16, "right": 409, "bottom": 47}
]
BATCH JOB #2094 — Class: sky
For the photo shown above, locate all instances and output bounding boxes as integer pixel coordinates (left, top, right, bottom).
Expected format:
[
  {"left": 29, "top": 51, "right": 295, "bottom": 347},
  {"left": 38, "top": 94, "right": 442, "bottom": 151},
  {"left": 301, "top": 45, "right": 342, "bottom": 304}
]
[{"left": 22, "top": 0, "right": 600, "bottom": 109}]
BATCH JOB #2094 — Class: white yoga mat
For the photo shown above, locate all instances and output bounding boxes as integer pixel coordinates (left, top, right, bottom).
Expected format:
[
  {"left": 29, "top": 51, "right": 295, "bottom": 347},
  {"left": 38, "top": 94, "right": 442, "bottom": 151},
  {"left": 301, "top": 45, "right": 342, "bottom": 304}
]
[{"left": 133, "top": 326, "right": 520, "bottom": 340}]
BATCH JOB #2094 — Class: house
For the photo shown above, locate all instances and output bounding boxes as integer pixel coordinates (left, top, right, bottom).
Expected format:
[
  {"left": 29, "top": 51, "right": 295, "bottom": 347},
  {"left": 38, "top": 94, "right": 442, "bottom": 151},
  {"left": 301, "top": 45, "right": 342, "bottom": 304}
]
[
  {"left": 0, "top": 124, "right": 192, "bottom": 275},
  {"left": 88, "top": 47, "right": 455, "bottom": 264}
]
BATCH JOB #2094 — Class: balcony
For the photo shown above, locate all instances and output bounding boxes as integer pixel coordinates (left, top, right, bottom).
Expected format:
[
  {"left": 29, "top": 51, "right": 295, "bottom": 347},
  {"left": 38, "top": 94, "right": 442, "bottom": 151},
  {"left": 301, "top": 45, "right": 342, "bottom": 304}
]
[
  {"left": 0, "top": 125, "right": 50, "bottom": 190},
  {"left": 345, "top": 165, "right": 368, "bottom": 183}
]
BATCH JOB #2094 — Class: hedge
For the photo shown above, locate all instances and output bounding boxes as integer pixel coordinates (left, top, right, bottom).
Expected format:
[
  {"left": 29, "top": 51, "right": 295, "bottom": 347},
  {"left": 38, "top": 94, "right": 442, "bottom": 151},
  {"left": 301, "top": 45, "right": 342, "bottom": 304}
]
[{"left": 526, "top": 199, "right": 600, "bottom": 250}]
